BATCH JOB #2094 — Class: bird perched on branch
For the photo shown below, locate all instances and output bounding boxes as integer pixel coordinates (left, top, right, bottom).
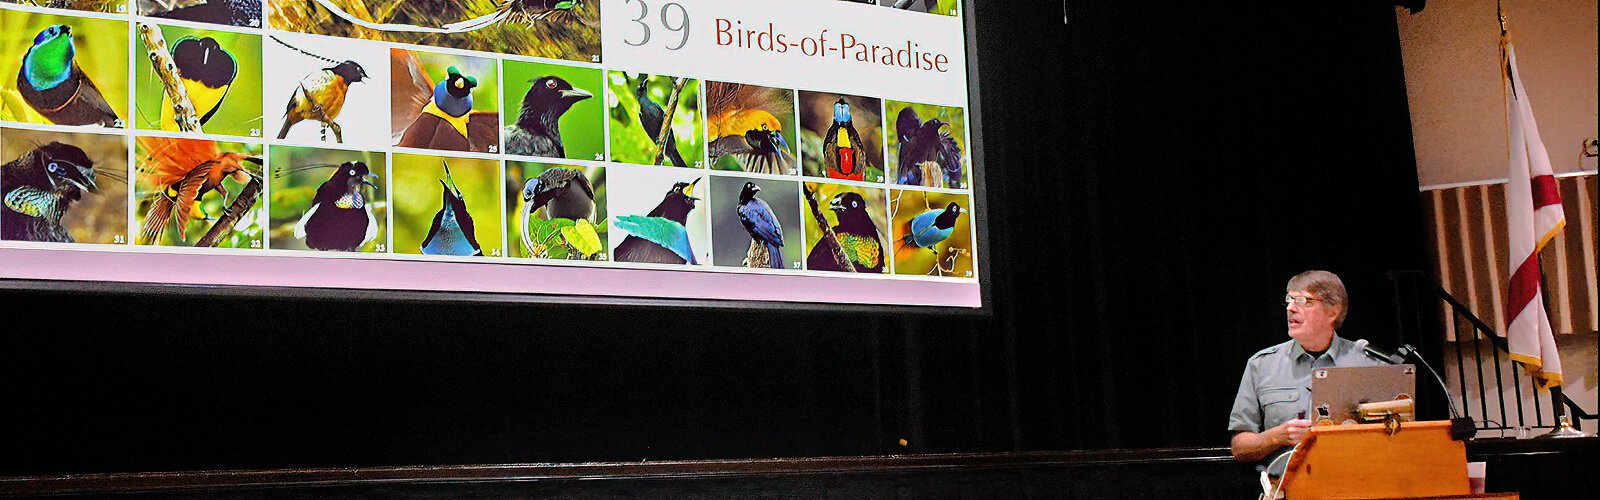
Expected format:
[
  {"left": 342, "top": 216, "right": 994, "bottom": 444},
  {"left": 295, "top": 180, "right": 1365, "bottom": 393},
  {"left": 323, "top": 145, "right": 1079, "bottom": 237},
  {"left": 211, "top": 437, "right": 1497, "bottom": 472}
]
[
  {"left": 806, "top": 191, "right": 883, "bottom": 273},
  {"left": 614, "top": 178, "right": 699, "bottom": 264},
  {"left": 2, "top": 142, "right": 100, "bottom": 242},
  {"left": 898, "top": 201, "right": 963, "bottom": 255},
  {"left": 17, "top": 24, "right": 120, "bottom": 127},
  {"left": 634, "top": 74, "right": 689, "bottom": 168},
  {"left": 282, "top": 161, "right": 379, "bottom": 251},
  {"left": 504, "top": 75, "right": 592, "bottom": 158},
  {"left": 149, "top": 0, "right": 262, "bottom": 27},
  {"left": 823, "top": 97, "right": 868, "bottom": 181},
  {"left": 136, "top": 138, "right": 259, "bottom": 244},
  {"left": 894, "top": 107, "right": 963, "bottom": 187},
  {"left": 420, "top": 161, "right": 482, "bottom": 256},
  {"left": 392, "top": 53, "right": 498, "bottom": 152},
  {"left": 736, "top": 182, "right": 784, "bottom": 269},
  {"left": 161, "top": 36, "right": 238, "bottom": 129},
  {"left": 272, "top": 36, "right": 368, "bottom": 143}
]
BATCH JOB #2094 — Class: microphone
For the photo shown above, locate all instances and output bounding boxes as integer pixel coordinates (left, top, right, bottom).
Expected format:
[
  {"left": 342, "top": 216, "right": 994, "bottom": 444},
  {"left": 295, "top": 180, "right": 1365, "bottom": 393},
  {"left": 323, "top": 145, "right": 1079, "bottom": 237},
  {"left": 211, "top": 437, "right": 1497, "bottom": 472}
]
[
  {"left": 1397, "top": 343, "right": 1476, "bottom": 440},
  {"left": 1354, "top": 339, "right": 1403, "bottom": 364}
]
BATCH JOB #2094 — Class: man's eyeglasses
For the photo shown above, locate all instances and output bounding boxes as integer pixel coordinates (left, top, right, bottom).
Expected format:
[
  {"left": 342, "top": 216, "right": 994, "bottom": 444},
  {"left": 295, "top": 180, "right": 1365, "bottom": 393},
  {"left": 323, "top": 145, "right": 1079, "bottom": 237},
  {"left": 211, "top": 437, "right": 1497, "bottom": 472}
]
[{"left": 1284, "top": 295, "right": 1322, "bottom": 306}]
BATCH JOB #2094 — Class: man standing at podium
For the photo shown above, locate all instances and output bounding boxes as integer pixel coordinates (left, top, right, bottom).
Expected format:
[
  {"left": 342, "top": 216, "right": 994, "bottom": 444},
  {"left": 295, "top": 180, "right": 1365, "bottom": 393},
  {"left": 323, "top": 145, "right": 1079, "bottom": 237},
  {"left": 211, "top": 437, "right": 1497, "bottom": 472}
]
[{"left": 1228, "top": 270, "right": 1383, "bottom": 476}]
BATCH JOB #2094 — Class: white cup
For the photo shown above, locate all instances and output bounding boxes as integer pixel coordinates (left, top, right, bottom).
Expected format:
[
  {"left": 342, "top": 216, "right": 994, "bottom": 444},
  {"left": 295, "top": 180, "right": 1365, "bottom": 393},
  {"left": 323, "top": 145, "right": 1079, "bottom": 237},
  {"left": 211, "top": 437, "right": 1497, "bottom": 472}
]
[{"left": 1467, "top": 461, "right": 1487, "bottom": 494}]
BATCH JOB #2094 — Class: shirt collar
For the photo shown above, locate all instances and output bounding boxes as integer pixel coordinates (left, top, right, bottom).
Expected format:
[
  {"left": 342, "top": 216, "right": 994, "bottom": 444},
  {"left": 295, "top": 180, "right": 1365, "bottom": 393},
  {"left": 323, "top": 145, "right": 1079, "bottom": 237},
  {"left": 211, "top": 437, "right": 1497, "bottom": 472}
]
[{"left": 1291, "top": 335, "right": 1349, "bottom": 363}]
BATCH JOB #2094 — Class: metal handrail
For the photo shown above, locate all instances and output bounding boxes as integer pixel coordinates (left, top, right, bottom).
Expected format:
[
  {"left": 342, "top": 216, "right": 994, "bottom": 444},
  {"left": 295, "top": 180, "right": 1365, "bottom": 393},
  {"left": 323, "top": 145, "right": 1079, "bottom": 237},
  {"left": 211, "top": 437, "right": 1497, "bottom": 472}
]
[{"left": 1387, "top": 270, "right": 1597, "bottom": 429}]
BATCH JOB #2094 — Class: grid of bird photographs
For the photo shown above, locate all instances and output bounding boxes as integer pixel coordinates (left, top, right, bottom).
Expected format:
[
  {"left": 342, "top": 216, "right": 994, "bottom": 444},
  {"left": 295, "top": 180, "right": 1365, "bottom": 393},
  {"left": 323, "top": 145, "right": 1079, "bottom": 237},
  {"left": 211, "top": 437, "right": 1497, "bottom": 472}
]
[
  {"left": 1, "top": 1, "right": 126, "bottom": 14},
  {"left": 0, "top": 0, "right": 980, "bottom": 293}
]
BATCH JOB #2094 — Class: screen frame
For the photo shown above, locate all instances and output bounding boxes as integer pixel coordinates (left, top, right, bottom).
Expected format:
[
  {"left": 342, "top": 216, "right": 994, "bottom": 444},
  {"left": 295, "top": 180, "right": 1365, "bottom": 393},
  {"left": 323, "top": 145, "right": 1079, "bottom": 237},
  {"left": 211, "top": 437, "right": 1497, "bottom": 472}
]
[{"left": 0, "top": 0, "right": 995, "bottom": 316}]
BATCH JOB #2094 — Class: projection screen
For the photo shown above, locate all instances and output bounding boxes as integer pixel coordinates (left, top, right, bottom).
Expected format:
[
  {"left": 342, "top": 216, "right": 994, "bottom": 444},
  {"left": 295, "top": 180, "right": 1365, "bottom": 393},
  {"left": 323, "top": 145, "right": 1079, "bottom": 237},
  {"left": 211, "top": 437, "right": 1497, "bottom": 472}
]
[{"left": 0, "top": 0, "right": 986, "bottom": 309}]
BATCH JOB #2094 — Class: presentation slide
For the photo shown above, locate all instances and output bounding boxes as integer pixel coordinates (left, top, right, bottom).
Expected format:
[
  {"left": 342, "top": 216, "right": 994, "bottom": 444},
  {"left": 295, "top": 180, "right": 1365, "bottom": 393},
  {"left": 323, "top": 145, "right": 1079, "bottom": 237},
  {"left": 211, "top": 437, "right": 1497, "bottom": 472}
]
[{"left": 0, "top": 0, "right": 981, "bottom": 308}]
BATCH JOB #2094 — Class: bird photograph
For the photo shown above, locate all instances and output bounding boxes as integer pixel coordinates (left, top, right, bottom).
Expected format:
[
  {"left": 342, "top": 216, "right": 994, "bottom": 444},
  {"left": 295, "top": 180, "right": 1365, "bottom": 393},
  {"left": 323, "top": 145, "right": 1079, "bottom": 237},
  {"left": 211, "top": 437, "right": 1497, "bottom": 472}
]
[
  {"left": 708, "top": 176, "right": 800, "bottom": 270},
  {"left": 267, "top": 146, "right": 386, "bottom": 252},
  {"left": 606, "top": 71, "right": 703, "bottom": 169},
  {"left": 390, "top": 49, "right": 499, "bottom": 153},
  {"left": 867, "top": 0, "right": 959, "bottom": 16},
  {"left": 390, "top": 153, "right": 500, "bottom": 257},
  {"left": 266, "top": 33, "right": 381, "bottom": 147},
  {"left": 133, "top": 136, "right": 263, "bottom": 247},
  {"left": 0, "top": 128, "right": 127, "bottom": 243},
  {"left": 0, "top": 1, "right": 126, "bottom": 14},
  {"left": 505, "top": 162, "right": 606, "bottom": 260},
  {"left": 802, "top": 182, "right": 888, "bottom": 274},
  {"left": 705, "top": 82, "right": 797, "bottom": 175},
  {"left": 887, "top": 100, "right": 967, "bottom": 188},
  {"left": 609, "top": 170, "right": 708, "bottom": 266},
  {"left": 266, "top": 0, "right": 600, "bottom": 62},
  {"left": 0, "top": 12, "right": 128, "bottom": 128},
  {"left": 502, "top": 60, "right": 601, "bottom": 160},
  {"left": 140, "top": 0, "right": 263, "bottom": 27},
  {"left": 132, "top": 26, "right": 263, "bottom": 137},
  {"left": 798, "top": 91, "right": 884, "bottom": 183},
  {"left": 890, "top": 190, "right": 971, "bottom": 277}
]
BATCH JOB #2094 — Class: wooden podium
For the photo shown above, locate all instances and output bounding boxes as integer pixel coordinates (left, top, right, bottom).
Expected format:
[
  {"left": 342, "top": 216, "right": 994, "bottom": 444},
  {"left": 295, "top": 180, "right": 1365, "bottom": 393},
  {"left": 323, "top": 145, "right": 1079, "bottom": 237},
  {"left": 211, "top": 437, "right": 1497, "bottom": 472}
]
[{"left": 1279, "top": 420, "right": 1470, "bottom": 499}]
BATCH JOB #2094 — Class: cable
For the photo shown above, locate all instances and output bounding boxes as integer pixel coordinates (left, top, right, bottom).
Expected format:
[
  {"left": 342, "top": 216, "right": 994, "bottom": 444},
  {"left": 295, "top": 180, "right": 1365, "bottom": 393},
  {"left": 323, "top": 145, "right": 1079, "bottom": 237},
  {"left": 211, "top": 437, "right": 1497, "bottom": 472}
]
[
  {"left": 1265, "top": 440, "right": 1304, "bottom": 500},
  {"left": 1398, "top": 344, "right": 1463, "bottom": 419}
]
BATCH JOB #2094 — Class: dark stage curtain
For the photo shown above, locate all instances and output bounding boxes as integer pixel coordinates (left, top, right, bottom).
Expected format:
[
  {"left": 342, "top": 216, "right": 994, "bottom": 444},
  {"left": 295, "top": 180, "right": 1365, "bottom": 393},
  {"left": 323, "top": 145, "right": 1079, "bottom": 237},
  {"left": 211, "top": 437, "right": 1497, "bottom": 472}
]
[{"left": 0, "top": 1, "right": 1427, "bottom": 475}]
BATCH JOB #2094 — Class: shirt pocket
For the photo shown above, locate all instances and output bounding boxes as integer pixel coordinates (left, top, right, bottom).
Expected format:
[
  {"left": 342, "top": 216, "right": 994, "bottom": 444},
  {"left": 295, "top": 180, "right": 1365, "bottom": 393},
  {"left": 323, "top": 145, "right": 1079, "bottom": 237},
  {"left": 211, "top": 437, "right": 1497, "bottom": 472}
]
[{"left": 1261, "top": 387, "right": 1303, "bottom": 428}]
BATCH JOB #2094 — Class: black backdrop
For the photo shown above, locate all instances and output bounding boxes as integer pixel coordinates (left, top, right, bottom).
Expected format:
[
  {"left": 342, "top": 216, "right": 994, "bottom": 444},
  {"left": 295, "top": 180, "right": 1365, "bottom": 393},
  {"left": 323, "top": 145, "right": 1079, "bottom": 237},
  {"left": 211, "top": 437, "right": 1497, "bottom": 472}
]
[{"left": 1, "top": 1, "right": 1429, "bottom": 475}]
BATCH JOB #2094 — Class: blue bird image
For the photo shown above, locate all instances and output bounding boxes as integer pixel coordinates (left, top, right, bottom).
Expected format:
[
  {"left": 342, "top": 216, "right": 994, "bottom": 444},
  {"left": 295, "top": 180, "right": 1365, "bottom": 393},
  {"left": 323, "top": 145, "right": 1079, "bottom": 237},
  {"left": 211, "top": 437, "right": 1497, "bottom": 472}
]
[
  {"left": 614, "top": 178, "right": 700, "bottom": 264},
  {"left": 736, "top": 182, "right": 784, "bottom": 269},
  {"left": 420, "top": 161, "right": 482, "bottom": 256},
  {"left": 900, "top": 202, "right": 964, "bottom": 252}
]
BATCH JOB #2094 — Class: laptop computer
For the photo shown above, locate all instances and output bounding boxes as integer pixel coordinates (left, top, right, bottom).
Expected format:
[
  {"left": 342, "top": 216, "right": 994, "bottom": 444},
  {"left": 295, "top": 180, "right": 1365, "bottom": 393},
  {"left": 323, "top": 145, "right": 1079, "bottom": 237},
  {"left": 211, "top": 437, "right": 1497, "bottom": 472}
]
[{"left": 1310, "top": 365, "right": 1417, "bottom": 426}]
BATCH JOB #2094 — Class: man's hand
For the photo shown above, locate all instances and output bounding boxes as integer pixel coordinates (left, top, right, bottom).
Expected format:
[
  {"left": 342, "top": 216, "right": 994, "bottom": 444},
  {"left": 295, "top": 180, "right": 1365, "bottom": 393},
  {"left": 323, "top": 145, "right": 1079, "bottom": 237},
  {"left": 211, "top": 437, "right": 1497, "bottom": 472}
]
[
  {"left": 1231, "top": 419, "right": 1312, "bottom": 462},
  {"left": 1277, "top": 419, "right": 1312, "bottom": 446}
]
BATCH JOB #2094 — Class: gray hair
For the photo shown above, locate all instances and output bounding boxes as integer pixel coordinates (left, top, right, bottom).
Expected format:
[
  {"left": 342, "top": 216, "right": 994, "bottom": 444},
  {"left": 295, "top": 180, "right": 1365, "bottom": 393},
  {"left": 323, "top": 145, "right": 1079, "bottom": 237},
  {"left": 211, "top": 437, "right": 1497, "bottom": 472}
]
[{"left": 1288, "top": 270, "right": 1348, "bottom": 328}]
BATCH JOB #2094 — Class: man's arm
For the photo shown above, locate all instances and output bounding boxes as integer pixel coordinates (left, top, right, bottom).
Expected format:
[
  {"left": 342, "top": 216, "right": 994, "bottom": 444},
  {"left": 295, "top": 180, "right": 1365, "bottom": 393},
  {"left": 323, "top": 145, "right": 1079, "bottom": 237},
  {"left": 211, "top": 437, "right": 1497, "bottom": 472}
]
[{"left": 1231, "top": 419, "right": 1311, "bottom": 462}]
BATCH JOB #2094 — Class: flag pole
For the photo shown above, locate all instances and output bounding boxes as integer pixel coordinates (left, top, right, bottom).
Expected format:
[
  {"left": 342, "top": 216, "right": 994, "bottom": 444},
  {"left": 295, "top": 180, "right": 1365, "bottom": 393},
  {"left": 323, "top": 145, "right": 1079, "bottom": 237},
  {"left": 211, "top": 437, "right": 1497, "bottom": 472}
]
[{"left": 1537, "top": 250, "right": 1584, "bottom": 437}]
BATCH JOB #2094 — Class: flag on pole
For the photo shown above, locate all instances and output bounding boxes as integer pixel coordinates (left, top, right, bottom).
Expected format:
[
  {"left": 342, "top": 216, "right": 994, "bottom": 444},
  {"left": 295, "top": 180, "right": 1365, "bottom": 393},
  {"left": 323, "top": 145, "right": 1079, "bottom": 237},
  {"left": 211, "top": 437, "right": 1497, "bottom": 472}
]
[{"left": 1501, "top": 40, "right": 1565, "bottom": 387}]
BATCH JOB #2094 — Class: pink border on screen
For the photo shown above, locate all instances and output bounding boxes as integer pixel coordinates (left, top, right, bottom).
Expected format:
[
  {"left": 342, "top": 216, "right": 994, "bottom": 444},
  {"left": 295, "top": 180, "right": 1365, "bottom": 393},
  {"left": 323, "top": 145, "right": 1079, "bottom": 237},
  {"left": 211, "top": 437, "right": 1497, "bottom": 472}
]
[{"left": 0, "top": 248, "right": 982, "bottom": 307}]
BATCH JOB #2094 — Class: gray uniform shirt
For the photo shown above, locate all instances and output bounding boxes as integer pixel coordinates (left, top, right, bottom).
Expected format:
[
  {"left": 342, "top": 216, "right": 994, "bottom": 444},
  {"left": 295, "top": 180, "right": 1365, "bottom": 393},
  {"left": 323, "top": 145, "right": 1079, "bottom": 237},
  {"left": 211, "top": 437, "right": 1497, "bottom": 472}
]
[{"left": 1227, "top": 335, "right": 1382, "bottom": 473}]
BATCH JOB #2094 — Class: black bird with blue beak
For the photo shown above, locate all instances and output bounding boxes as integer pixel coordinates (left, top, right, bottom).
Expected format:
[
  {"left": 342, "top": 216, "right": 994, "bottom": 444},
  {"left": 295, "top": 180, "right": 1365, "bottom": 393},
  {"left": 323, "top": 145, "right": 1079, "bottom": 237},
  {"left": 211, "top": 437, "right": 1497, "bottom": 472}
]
[
  {"left": 2, "top": 142, "right": 100, "bottom": 242},
  {"left": 290, "top": 161, "right": 379, "bottom": 251}
]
